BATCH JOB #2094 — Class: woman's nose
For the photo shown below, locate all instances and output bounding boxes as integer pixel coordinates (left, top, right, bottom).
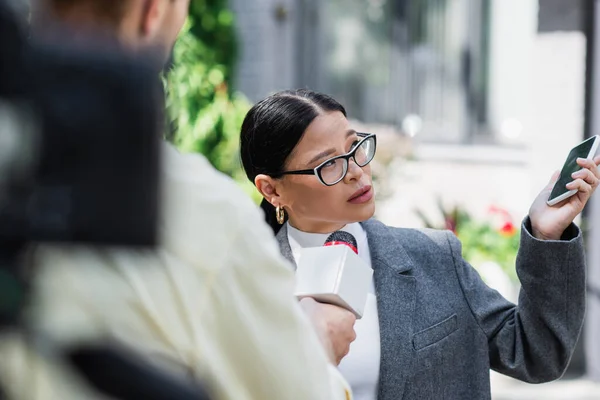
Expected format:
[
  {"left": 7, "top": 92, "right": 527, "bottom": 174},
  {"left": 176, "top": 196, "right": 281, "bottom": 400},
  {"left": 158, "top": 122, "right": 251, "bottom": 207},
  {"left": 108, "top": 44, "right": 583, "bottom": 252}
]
[{"left": 343, "top": 158, "right": 364, "bottom": 183}]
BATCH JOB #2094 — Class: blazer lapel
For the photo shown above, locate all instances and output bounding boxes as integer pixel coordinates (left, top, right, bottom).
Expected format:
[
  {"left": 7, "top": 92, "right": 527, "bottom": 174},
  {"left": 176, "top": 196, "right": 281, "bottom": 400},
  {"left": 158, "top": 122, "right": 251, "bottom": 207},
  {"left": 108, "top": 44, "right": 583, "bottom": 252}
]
[
  {"left": 275, "top": 224, "right": 296, "bottom": 268},
  {"left": 361, "top": 219, "right": 416, "bottom": 400}
]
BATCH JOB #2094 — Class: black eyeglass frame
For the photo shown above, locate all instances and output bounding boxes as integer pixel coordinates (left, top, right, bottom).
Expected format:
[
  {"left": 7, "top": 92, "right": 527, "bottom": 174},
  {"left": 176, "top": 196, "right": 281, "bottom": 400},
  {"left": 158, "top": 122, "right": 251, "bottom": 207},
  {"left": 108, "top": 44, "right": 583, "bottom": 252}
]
[{"left": 278, "top": 133, "right": 377, "bottom": 186}]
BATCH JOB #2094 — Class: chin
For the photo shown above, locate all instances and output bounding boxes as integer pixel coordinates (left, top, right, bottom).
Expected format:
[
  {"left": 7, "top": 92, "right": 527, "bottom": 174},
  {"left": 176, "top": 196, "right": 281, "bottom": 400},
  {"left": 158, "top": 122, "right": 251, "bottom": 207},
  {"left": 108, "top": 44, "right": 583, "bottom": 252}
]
[{"left": 351, "top": 202, "right": 376, "bottom": 222}]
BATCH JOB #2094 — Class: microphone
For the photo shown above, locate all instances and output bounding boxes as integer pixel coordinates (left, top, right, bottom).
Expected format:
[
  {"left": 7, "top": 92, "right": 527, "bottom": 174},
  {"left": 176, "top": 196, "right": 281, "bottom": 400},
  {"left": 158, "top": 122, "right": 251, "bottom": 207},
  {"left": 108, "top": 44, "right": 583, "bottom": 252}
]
[
  {"left": 294, "top": 231, "right": 373, "bottom": 318},
  {"left": 323, "top": 231, "right": 358, "bottom": 254}
]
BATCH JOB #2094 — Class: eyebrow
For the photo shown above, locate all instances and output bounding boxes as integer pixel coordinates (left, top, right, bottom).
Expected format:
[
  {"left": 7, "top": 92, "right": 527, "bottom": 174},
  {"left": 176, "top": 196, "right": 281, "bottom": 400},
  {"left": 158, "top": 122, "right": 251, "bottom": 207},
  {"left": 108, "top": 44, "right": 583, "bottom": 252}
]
[{"left": 307, "top": 130, "right": 357, "bottom": 165}]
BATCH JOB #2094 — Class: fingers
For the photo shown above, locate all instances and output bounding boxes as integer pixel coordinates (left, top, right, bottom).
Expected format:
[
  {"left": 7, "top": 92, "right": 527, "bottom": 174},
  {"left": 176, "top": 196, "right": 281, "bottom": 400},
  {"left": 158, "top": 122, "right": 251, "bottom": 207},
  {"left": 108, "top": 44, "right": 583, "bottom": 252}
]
[
  {"left": 577, "top": 157, "right": 600, "bottom": 179},
  {"left": 299, "top": 297, "right": 317, "bottom": 306},
  {"left": 298, "top": 297, "right": 318, "bottom": 314},
  {"left": 340, "top": 308, "right": 357, "bottom": 330},
  {"left": 575, "top": 157, "right": 600, "bottom": 189},
  {"left": 336, "top": 326, "right": 356, "bottom": 364},
  {"left": 566, "top": 178, "right": 593, "bottom": 195},
  {"left": 349, "top": 327, "right": 357, "bottom": 343},
  {"left": 572, "top": 167, "right": 599, "bottom": 189}
]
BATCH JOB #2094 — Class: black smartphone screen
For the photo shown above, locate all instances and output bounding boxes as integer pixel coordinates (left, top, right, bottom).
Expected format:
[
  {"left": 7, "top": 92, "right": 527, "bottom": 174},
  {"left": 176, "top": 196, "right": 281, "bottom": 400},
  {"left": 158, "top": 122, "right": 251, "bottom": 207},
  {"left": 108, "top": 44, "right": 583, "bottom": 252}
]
[{"left": 548, "top": 137, "right": 597, "bottom": 203}]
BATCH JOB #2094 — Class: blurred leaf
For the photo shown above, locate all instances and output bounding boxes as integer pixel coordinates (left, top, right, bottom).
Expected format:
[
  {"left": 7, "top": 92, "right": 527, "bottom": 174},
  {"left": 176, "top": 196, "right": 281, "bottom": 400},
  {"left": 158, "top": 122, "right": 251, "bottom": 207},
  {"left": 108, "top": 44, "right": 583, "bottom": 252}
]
[{"left": 165, "top": 0, "right": 255, "bottom": 201}]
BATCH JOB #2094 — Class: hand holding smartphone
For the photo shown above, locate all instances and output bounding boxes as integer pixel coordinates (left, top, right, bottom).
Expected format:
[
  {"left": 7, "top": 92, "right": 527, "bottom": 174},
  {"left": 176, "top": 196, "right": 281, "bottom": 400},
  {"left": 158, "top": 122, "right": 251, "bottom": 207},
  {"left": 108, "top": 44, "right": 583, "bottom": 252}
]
[{"left": 547, "top": 135, "right": 600, "bottom": 206}]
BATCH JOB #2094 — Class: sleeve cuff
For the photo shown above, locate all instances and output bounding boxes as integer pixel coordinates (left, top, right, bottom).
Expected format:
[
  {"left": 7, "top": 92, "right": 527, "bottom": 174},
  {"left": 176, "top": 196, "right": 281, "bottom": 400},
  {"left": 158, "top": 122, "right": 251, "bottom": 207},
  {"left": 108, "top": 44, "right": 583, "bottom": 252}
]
[{"left": 522, "top": 216, "right": 581, "bottom": 243}]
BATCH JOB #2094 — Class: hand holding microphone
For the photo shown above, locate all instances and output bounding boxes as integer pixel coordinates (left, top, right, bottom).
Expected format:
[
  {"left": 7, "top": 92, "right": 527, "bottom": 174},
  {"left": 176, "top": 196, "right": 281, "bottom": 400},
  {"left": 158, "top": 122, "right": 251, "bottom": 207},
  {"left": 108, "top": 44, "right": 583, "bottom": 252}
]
[
  {"left": 296, "top": 231, "right": 373, "bottom": 364},
  {"left": 300, "top": 297, "right": 356, "bottom": 365},
  {"left": 295, "top": 231, "right": 373, "bottom": 318}
]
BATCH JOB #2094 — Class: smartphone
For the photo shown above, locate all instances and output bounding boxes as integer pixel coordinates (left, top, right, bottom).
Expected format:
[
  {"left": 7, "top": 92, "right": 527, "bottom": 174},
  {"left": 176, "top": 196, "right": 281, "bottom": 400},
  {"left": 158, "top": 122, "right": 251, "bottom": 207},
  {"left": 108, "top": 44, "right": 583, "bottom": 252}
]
[{"left": 547, "top": 135, "right": 600, "bottom": 206}]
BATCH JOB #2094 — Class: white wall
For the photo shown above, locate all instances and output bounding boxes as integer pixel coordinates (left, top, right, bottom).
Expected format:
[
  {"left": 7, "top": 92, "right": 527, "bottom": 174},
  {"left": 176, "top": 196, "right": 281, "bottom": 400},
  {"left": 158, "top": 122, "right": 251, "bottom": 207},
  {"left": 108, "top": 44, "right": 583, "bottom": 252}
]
[
  {"left": 527, "top": 32, "right": 587, "bottom": 199},
  {"left": 487, "top": 0, "right": 538, "bottom": 147}
]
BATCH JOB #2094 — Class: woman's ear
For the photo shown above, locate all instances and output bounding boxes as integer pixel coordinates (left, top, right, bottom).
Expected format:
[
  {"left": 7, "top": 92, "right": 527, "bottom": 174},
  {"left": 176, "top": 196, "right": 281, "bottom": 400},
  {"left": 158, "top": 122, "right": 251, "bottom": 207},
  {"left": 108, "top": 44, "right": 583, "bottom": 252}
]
[{"left": 255, "top": 174, "right": 282, "bottom": 206}]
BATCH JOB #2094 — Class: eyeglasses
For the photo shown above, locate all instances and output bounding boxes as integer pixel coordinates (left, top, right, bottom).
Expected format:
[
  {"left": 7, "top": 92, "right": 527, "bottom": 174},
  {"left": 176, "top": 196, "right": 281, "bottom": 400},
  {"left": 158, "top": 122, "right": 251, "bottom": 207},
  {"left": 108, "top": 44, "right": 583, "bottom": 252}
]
[{"left": 279, "top": 133, "right": 377, "bottom": 186}]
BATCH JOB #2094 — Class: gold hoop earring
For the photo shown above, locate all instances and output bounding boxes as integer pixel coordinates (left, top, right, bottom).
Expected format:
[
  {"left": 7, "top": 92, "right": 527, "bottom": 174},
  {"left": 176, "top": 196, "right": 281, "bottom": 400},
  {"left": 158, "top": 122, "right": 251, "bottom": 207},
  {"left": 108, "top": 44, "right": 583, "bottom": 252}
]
[{"left": 275, "top": 206, "right": 285, "bottom": 225}]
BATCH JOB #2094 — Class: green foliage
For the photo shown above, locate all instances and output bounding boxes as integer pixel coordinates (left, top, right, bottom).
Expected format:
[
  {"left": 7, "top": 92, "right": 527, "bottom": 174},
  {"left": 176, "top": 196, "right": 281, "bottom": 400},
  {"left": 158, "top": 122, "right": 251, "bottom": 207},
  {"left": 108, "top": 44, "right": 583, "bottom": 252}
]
[
  {"left": 187, "top": 0, "right": 237, "bottom": 83},
  {"left": 165, "top": 0, "right": 261, "bottom": 202},
  {"left": 417, "top": 201, "right": 520, "bottom": 282},
  {"left": 456, "top": 218, "right": 520, "bottom": 282}
]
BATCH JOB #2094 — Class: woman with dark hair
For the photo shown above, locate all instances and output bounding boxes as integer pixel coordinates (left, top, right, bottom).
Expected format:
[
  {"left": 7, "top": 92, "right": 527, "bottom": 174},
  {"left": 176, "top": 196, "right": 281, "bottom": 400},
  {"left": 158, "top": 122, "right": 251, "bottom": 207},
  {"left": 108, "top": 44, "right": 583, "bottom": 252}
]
[{"left": 240, "top": 89, "right": 600, "bottom": 400}]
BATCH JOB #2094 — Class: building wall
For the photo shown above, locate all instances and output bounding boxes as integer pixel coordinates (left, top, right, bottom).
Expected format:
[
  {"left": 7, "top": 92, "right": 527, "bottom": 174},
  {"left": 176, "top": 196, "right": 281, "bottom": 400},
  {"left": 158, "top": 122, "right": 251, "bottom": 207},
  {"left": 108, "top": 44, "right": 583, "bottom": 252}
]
[{"left": 229, "top": 0, "right": 297, "bottom": 102}]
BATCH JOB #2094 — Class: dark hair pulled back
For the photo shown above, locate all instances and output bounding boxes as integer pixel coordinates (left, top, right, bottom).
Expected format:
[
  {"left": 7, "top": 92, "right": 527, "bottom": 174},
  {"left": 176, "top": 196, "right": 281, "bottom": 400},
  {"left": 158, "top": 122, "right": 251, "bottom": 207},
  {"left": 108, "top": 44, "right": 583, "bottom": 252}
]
[{"left": 239, "top": 89, "right": 346, "bottom": 234}]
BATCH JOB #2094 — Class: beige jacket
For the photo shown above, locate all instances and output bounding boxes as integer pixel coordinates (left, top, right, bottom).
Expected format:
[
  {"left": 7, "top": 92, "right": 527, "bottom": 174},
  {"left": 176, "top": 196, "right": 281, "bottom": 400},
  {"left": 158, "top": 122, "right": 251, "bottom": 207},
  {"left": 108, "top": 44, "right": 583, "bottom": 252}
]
[{"left": 0, "top": 144, "right": 351, "bottom": 400}]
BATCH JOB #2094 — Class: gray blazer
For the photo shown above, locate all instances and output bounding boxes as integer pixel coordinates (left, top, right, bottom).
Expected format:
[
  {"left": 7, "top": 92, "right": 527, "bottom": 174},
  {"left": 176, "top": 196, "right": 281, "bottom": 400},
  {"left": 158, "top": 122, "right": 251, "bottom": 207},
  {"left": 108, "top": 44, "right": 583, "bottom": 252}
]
[{"left": 276, "top": 218, "right": 586, "bottom": 400}]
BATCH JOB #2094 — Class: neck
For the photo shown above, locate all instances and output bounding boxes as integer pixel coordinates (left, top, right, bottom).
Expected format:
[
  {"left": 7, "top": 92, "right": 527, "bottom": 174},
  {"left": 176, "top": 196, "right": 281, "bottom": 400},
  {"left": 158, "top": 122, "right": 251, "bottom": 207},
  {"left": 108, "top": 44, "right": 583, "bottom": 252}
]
[
  {"left": 287, "top": 218, "right": 347, "bottom": 234},
  {"left": 32, "top": 4, "right": 135, "bottom": 48}
]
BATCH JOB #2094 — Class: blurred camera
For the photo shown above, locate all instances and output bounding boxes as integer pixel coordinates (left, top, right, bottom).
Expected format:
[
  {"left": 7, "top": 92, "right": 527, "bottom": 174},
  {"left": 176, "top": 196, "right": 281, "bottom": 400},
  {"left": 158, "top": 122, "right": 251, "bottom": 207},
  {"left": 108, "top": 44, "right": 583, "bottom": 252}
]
[
  {"left": 0, "top": 1, "right": 162, "bottom": 250},
  {"left": 0, "top": 3, "right": 213, "bottom": 399}
]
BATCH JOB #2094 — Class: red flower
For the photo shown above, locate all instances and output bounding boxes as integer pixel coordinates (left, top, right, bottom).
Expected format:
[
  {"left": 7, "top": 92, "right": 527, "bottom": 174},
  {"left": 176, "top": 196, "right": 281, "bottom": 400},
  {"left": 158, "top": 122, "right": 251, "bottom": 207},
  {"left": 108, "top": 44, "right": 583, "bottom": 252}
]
[
  {"left": 445, "top": 218, "right": 457, "bottom": 234},
  {"left": 489, "top": 205, "right": 517, "bottom": 236},
  {"left": 500, "top": 221, "right": 517, "bottom": 237}
]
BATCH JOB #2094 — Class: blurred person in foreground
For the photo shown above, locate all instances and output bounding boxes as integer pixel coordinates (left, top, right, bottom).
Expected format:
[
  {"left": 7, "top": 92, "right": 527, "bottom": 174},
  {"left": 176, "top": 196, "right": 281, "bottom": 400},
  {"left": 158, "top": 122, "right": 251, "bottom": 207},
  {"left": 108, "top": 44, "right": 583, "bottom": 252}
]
[
  {"left": 239, "top": 89, "right": 600, "bottom": 400},
  {"left": 0, "top": 1, "right": 356, "bottom": 399}
]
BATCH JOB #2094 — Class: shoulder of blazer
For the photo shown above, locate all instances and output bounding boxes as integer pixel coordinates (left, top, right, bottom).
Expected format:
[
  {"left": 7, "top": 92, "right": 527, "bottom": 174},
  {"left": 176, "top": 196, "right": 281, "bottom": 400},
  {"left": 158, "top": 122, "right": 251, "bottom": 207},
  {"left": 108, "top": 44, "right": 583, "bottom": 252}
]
[
  {"left": 361, "top": 219, "right": 457, "bottom": 270},
  {"left": 362, "top": 218, "right": 453, "bottom": 253}
]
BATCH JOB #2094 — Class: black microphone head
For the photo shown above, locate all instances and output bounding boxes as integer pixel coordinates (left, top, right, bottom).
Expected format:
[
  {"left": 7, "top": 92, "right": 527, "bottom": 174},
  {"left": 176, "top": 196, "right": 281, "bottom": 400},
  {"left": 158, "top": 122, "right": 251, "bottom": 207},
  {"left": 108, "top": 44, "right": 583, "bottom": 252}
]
[{"left": 324, "top": 231, "right": 358, "bottom": 254}]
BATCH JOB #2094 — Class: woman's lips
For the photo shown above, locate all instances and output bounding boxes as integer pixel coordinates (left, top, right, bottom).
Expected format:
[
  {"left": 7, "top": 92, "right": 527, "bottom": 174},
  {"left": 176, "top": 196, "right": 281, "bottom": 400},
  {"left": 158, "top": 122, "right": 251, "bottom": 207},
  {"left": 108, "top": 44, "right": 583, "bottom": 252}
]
[{"left": 348, "top": 185, "right": 373, "bottom": 204}]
